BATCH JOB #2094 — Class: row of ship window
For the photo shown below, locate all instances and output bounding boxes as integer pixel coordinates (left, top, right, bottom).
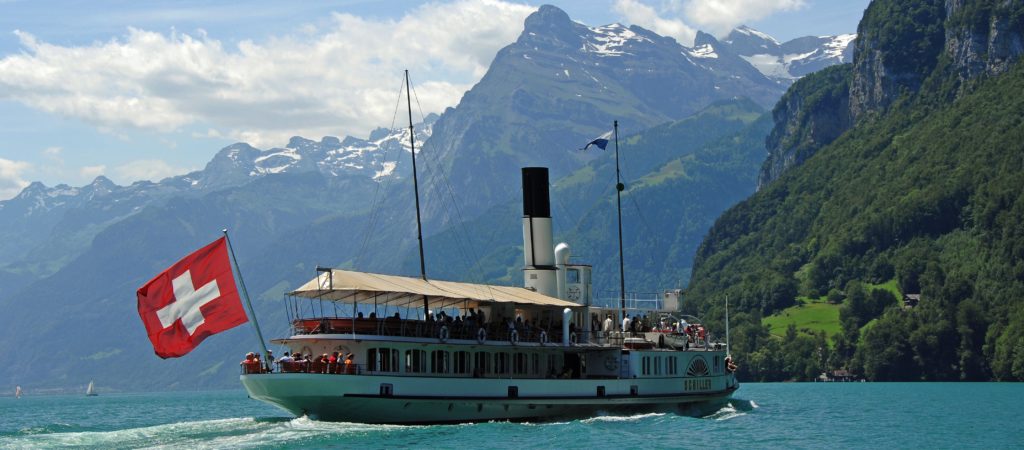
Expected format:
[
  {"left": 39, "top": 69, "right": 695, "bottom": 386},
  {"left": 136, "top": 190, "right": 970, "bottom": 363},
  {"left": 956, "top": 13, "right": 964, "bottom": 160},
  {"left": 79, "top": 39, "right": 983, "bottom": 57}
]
[
  {"left": 365, "top": 348, "right": 723, "bottom": 378},
  {"left": 366, "top": 348, "right": 559, "bottom": 376}
]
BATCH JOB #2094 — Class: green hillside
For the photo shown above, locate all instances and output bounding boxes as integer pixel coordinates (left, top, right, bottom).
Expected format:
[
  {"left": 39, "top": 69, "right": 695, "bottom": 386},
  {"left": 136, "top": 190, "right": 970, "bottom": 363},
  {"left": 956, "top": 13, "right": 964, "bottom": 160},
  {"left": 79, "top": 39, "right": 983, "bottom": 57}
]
[{"left": 686, "top": 0, "right": 1024, "bottom": 382}]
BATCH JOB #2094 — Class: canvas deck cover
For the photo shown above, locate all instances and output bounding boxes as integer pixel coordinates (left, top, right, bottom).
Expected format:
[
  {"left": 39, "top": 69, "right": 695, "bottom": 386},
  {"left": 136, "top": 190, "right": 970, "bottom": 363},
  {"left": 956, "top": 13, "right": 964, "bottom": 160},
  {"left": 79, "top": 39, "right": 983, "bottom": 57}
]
[{"left": 289, "top": 269, "right": 579, "bottom": 309}]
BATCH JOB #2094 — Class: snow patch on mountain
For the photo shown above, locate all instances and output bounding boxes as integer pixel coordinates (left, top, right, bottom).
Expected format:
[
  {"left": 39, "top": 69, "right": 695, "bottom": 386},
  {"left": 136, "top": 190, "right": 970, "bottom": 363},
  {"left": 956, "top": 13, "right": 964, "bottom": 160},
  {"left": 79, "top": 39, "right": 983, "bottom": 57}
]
[
  {"left": 722, "top": 26, "right": 856, "bottom": 82},
  {"left": 584, "top": 24, "right": 649, "bottom": 57}
]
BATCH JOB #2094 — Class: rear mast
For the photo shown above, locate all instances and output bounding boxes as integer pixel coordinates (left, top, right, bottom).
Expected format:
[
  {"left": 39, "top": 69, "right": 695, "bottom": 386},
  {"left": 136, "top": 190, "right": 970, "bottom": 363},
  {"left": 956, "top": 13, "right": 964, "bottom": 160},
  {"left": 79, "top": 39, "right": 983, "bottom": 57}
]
[{"left": 405, "top": 70, "right": 430, "bottom": 318}]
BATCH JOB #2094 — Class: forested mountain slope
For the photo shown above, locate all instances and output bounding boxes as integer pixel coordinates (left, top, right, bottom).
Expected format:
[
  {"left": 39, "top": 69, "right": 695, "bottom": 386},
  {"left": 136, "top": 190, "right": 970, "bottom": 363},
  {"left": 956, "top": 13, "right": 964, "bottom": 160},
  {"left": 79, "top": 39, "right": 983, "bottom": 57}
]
[{"left": 686, "top": 0, "right": 1024, "bottom": 381}]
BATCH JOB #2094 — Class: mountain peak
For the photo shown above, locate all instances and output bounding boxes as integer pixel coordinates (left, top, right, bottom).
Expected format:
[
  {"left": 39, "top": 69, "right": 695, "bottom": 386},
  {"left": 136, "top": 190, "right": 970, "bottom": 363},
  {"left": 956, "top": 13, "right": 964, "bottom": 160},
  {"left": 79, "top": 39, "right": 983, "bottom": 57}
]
[
  {"left": 15, "top": 181, "right": 48, "bottom": 199},
  {"left": 524, "top": 5, "right": 571, "bottom": 29},
  {"left": 89, "top": 175, "right": 115, "bottom": 188},
  {"left": 520, "top": 4, "right": 581, "bottom": 48},
  {"left": 694, "top": 31, "right": 720, "bottom": 48},
  {"left": 728, "top": 25, "right": 781, "bottom": 46}
]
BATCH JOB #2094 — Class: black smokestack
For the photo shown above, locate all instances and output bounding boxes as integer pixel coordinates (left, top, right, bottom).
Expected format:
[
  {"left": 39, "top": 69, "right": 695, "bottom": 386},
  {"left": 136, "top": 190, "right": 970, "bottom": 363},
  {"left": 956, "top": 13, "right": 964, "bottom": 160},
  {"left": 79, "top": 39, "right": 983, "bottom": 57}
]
[{"left": 522, "top": 167, "right": 550, "bottom": 218}]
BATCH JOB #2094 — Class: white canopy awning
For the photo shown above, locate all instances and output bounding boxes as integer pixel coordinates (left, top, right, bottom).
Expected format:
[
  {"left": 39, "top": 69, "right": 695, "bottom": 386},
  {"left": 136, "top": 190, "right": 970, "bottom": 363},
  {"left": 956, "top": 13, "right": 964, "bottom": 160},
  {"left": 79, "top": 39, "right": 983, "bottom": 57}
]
[{"left": 288, "top": 269, "right": 580, "bottom": 310}]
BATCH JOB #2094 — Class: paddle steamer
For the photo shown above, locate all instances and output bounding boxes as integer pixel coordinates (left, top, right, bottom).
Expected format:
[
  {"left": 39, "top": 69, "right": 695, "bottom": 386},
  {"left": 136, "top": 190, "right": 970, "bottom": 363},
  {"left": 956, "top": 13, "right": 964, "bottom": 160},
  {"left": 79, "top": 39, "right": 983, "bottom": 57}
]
[
  {"left": 239, "top": 72, "right": 737, "bottom": 423},
  {"left": 240, "top": 166, "right": 737, "bottom": 423}
]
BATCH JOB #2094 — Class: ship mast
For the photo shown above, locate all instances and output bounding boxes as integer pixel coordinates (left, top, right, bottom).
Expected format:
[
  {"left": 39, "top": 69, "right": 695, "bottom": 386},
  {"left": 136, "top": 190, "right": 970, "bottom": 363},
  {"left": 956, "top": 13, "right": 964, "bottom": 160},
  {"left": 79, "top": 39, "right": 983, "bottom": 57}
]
[
  {"left": 405, "top": 70, "right": 429, "bottom": 318},
  {"left": 613, "top": 121, "right": 626, "bottom": 326}
]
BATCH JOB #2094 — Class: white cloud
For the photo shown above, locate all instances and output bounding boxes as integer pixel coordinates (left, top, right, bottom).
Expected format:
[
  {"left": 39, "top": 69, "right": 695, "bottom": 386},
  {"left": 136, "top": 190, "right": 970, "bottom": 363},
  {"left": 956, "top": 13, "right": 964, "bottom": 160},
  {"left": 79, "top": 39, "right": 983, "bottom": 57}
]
[
  {"left": 683, "top": 0, "right": 805, "bottom": 36},
  {"left": 79, "top": 165, "right": 107, "bottom": 179},
  {"left": 614, "top": 0, "right": 697, "bottom": 46},
  {"left": 0, "top": 0, "right": 535, "bottom": 148},
  {"left": 111, "top": 159, "right": 192, "bottom": 184},
  {"left": 0, "top": 158, "right": 31, "bottom": 199},
  {"left": 613, "top": 0, "right": 805, "bottom": 44}
]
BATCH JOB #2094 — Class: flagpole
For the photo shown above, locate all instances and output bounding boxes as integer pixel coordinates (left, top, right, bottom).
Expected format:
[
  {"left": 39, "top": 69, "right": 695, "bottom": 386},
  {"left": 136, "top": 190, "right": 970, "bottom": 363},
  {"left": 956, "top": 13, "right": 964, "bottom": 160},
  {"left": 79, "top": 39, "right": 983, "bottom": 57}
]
[
  {"left": 725, "top": 294, "right": 730, "bottom": 357},
  {"left": 613, "top": 120, "right": 626, "bottom": 331},
  {"left": 222, "top": 229, "right": 271, "bottom": 370}
]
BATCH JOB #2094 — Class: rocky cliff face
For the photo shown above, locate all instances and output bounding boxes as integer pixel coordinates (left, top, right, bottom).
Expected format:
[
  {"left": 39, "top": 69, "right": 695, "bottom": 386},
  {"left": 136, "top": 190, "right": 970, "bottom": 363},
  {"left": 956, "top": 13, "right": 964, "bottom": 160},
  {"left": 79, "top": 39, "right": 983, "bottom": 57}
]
[
  {"left": 944, "top": 0, "right": 1024, "bottom": 83},
  {"left": 758, "top": 65, "right": 852, "bottom": 189},
  {"left": 761, "top": 0, "right": 1024, "bottom": 187},
  {"left": 849, "top": 0, "right": 947, "bottom": 121}
]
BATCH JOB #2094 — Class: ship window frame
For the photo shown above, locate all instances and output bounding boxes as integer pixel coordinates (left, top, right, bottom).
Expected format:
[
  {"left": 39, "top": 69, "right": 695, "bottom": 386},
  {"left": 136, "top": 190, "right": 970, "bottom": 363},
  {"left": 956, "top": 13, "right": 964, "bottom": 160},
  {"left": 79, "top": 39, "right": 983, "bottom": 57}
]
[
  {"left": 513, "top": 352, "right": 528, "bottom": 376},
  {"left": 454, "top": 351, "right": 470, "bottom": 375},
  {"left": 495, "top": 352, "right": 510, "bottom": 375},
  {"left": 474, "top": 351, "right": 490, "bottom": 376},
  {"left": 432, "top": 350, "right": 449, "bottom": 374},
  {"left": 405, "top": 349, "right": 426, "bottom": 374},
  {"left": 566, "top": 268, "right": 580, "bottom": 284}
]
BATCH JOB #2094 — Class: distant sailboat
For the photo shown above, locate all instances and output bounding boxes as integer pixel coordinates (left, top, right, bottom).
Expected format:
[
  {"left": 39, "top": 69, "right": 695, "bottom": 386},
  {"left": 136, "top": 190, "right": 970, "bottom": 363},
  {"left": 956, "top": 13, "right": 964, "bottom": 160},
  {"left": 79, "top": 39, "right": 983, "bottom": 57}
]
[
  {"left": 15, "top": 385, "right": 21, "bottom": 398},
  {"left": 86, "top": 380, "right": 97, "bottom": 397}
]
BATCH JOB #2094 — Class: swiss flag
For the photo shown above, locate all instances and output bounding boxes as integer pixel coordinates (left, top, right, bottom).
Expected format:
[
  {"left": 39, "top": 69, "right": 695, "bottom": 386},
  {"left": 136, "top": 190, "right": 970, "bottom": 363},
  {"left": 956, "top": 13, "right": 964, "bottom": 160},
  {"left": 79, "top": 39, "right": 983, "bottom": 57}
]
[{"left": 137, "top": 237, "right": 248, "bottom": 358}]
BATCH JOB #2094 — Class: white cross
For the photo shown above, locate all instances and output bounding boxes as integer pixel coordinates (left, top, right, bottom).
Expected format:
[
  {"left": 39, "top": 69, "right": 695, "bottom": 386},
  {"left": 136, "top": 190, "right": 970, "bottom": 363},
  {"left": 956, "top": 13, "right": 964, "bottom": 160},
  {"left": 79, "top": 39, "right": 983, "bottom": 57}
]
[{"left": 156, "top": 270, "right": 221, "bottom": 335}]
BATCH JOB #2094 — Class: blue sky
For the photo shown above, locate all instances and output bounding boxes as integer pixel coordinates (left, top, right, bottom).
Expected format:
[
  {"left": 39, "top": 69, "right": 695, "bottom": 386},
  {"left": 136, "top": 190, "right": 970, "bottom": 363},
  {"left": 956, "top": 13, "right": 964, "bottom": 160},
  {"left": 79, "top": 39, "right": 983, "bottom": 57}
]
[{"left": 0, "top": 0, "right": 870, "bottom": 198}]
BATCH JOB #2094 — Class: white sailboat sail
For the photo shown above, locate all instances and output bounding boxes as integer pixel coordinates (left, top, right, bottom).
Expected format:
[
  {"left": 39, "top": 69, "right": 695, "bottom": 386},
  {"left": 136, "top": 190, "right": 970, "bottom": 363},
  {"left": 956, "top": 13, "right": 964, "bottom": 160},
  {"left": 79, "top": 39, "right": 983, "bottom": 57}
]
[
  {"left": 15, "top": 385, "right": 21, "bottom": 398},
  {"left": 86, "top": 380, "right": 96, "bottom": 396}
]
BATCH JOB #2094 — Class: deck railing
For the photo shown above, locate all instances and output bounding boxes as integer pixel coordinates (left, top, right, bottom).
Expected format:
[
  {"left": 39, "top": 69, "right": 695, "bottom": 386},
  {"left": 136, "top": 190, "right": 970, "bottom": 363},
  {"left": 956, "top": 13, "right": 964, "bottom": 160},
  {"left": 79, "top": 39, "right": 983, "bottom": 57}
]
[{"left": 290, "top": 317, "right": 613, "bottom": 346}]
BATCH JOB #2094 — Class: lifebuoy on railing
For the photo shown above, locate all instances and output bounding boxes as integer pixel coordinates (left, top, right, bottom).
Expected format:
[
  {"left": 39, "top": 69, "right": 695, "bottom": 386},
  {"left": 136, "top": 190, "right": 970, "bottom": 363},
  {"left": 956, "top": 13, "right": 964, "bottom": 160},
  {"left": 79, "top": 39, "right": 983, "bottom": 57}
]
[
  {"left": 570, "top": 332, "right": 578, "bottom": 345},
  {"left": 477, "top": 328, "right": 487, "bottom": 344},
  {"left": 439, "top": 325, "right": 449, "bottom": 343},
  {"left": 539, "top": 331, "right": 548, "bottom": 345},
  {"left": 510, "top": 329, "right": 520, "bottom": 345}
]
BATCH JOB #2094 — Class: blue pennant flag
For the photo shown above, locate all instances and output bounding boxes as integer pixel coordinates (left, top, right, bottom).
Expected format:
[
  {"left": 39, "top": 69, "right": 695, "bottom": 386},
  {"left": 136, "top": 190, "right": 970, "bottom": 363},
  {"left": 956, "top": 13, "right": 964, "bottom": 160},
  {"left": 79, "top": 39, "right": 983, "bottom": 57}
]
[{"left": 581, "top": 130, "right": 613, "bottom": 151}]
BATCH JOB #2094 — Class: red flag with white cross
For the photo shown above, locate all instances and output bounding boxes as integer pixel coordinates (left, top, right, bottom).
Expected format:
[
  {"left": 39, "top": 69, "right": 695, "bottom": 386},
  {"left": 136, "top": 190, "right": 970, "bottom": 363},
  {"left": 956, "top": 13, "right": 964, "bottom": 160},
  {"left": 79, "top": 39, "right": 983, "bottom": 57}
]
[{"left": 137, "top": 237, "right": 248, "bottom": 358}]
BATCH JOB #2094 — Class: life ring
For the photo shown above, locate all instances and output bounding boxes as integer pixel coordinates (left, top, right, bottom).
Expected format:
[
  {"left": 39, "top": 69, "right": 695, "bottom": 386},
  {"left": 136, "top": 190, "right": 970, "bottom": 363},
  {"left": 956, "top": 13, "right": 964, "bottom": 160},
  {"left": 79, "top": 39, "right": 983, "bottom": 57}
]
[
  {"left": 539, "top": 331, "right": 548, "bottom": 345},
  {"left": 510, "top": 329, "right": 519, "bottom": 345},
  {"left": 604, "top": 355, "right": 619, "bottom": 371},
  {"left": 438, "top": 325, "right": 449, "bottom": 343},
  {"left": 570, "top": 332, "right": 578, "bottom": 345},
  {"left": 476, "top": 328, "right": 487, "bottom": 344}
]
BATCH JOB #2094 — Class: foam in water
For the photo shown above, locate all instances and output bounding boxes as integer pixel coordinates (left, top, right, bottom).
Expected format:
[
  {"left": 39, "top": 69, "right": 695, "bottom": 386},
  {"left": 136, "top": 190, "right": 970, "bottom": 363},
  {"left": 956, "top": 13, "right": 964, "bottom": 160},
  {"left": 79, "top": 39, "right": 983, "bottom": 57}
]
[
  {"left": 581, "top": 412, "right": 666, "bottom": 423},
  {"left": 702, "top": 398, "right": 758, "bottom": 421},
  {"left": 1, "top": 415, "right": 417, "bottom": 450}
]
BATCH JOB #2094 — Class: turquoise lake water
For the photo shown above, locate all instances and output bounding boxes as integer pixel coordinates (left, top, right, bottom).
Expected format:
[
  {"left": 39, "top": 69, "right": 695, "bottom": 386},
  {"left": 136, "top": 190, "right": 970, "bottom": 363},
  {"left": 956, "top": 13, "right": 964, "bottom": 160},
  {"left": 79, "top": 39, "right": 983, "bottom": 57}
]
[{"left": 1, "top": 383, "right": 1021, "bottom": 449}]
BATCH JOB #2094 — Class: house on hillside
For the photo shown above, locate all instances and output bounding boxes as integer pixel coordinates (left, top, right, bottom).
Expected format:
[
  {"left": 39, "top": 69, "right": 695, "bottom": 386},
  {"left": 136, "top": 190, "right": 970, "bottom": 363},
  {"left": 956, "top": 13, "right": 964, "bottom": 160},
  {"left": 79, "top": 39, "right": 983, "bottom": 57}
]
[
  {"left": 903, "top": 294, "right": 921, "bottom": 309},
  {"left": 817, "top": 370, "right": 856, "bottom": 382}
]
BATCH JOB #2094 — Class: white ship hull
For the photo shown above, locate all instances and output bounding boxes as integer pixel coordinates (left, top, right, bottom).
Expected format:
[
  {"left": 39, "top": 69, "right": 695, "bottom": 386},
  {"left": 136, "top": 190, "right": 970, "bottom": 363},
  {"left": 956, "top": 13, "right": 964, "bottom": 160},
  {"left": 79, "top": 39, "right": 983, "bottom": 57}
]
[{"left": 241, "top": 371, "right": 737, "bottom": 424}]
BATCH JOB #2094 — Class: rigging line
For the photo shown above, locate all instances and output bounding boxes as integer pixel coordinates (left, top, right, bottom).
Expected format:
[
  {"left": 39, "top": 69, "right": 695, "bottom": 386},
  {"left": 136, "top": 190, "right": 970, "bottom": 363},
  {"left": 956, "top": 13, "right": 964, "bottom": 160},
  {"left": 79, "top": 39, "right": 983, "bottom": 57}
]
[
  {"left": 417, "top": 151, "right": 483, "bottom": 284},
  {"left": 354, "top": 77, "right": 407, "bottom": 268},
  {"left": 409, "top": 80, "right": 496, "bottom": 301},
  {"left": 614, "top": 138, "right": 655, "bottom": 238}
]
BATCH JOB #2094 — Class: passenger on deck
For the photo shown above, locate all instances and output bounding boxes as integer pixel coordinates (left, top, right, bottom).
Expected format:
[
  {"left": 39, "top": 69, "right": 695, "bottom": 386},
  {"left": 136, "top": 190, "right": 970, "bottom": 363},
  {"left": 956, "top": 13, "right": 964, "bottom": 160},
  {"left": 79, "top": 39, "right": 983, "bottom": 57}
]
[
  {"left": 369, "top": 312, "right": 377, "bottom": 320},
  {"left": 622, "top": 316, "right": 631, "bottom": 334},
  {"left": 241, "top": 352, "right": 257, "bottom": 373},
  {"left": 603, "top": 314, "right": 614, "bottom": 341},
  {"left": 276, "top": 352, "right": 293, "bottom": 372},
  {"left": 344, "top": 353, "right": 355, "bottom": 374},
  {"left": 477, "top": 308, "right": 487, "bottom": 327},
  {"left": 276, "top": 352, "right": 293, "bottom": 364},
  {"left": 357, "top": 312, "right": 364, "bottom": 319}
]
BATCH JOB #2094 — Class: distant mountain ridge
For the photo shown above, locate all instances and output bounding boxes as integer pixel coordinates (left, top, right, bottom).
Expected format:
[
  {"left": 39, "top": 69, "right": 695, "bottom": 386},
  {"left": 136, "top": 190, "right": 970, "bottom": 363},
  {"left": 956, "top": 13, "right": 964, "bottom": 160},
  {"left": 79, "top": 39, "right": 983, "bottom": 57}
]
[
  {"left": 0, "top": 116, "right": 435, "bottom": 293},
  {"left": 721, "top": 25, "right": 855, "bottom": 83}
]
